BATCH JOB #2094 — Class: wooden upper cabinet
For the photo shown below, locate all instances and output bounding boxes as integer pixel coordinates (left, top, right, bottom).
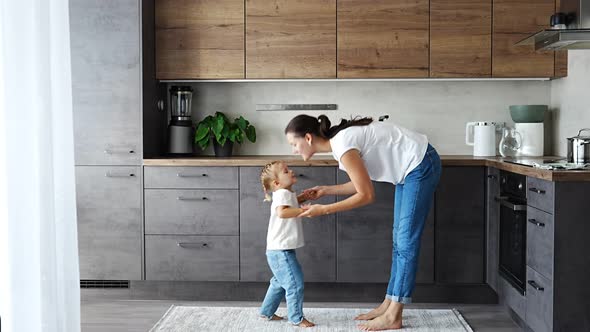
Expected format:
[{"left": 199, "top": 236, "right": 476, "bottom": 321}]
[
  {"left": 554, "top": 0, "right": 568, "bottom": 78},
  {"left": 337, "top": 0, "right": 429, "bottom": 78},
  {"left": 245, "top": 0, "right": 336, "bottom": 79},
  {"left": 492, "top": 0, "right": 555, "bottom": 77},
  {"left": 155, "top": 0, "right": 244, "bottom": 79},
  {"left": 430, "top": 0, "right": 492, "bottom": 77}
]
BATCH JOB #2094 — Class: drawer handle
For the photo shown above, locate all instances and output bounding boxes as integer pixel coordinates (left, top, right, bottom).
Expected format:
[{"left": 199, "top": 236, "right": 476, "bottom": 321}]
[
  {"left": 529, "top": 187, "right": 546, "bottom": 194},
  {"left": 177, "top": 242, "right": 208, "bottom": 248},
  {"left": 177, "top": 173, "right": 208, "bottom": 178},
  {"left": 494, "top": 196, "right": 508, "bottom": 202},
  {"left": 177, "top": 196, "right": 208, "bottom": 201},
  {"left": 487, "top": 175, "right": 497, "bottom": 180},
  {"left": 105, "top": 172, "right": 135, "bottom": 178},
  {"left": 528, "top": 218, "right": 545, "bottom": 227},
  {"left": 528, "top": 280, "right": 545, "bottom": 291},
  {"left": 104, "top": 148, "right": 135, "bottom": 154}
]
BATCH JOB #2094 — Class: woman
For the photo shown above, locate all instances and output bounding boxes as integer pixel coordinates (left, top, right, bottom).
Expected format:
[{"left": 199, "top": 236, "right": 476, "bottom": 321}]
[{"left": 285, "top": 114, "right": 441, "bottom": 331}]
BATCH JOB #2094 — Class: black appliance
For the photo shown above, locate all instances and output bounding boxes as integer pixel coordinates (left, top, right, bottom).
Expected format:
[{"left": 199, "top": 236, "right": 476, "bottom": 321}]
[{"left": 498, "top": 170, "right": 527, "bottom": 295}]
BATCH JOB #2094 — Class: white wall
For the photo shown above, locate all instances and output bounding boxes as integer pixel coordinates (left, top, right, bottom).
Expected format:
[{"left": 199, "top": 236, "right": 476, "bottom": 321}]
[
  {"left": 183, "top": 81, "right": 551, "bottom": 155},
  {"left": 550, "top": 51, "right": 590, "bottom": 157}
]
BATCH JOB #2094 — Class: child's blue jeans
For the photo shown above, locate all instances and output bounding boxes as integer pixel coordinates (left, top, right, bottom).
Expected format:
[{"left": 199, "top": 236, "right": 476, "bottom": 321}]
[
  {"left": 386, "top": 144, "right": 442, "bottom": 304},
  {"left": 259, "top": 249, "right": 305, "bottom": 324}
]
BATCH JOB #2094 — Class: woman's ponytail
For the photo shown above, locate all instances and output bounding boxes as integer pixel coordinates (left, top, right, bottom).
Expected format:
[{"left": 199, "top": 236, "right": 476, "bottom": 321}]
[{"left": 285, "top": 114, "right": 373, "bottom": 139}]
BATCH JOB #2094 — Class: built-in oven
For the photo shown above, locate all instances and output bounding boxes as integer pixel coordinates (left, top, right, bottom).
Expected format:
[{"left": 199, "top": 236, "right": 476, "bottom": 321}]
[{"left": 497, "top": 171, "right": 527, "bottom": 295}]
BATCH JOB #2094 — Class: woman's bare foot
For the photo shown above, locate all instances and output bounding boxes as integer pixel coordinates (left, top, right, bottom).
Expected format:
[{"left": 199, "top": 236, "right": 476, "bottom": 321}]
[
  {"left": 357, "top": 301, "right": 403, "bottom": 331},
  {"left": 357, "top": 313, "right": 402, "bottom": 331},
  {"left": 297, "top": 318, "right": 315, "bottom": 327},
  {"left": 354, "top": 299, "right": 391, "bottom": 320},
  {"left": 270, "top": 314, "right": 283, "bottom": 321}
]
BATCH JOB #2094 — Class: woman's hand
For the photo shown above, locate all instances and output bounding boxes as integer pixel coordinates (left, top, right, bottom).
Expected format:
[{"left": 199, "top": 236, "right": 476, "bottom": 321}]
[
  {"left": 302, "top": 186, "right": 328, "bottom": 201},
  {"left": 298, "top": 204, "right": 328, "bottom": 218}
]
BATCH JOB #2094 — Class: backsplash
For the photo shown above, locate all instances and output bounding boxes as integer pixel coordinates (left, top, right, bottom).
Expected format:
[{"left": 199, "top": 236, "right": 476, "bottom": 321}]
[
  {"left": 179, "top": 80, "right": 551, "bottom": 155},
  {"left": 551, "top": 51, "right": 590, "bottom": 157}
]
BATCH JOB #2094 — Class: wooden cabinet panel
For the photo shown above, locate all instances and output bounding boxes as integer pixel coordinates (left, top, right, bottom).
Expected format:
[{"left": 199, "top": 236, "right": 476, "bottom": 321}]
[
  {"left": 246, "top": 0, "right": 336, "bottom": 78},
  {"left": 492, "top": 0, "right": 555, "bottom": 77},
  {"left": 337, "top": 0, "right": 429, "bottom": 78},
  {"left": 430, "top": 0, "right": 492, "bottom": 77},
  {"left": 554, "top": 0, "right": 568, "bottom": 78},
  {"left": 155, "top": 0, "right": 244, "bottom": 79}
]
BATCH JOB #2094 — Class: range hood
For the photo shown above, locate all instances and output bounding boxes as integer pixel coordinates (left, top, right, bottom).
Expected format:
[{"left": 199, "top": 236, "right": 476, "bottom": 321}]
[{"left": 517, "top": 0, "right": 590, "bottom": 51}]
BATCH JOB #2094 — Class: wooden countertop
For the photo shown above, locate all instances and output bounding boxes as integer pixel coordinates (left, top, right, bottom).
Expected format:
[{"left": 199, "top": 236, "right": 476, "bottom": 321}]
[{"left": 143, "top": 155, "right": 590, "bottom": 182}]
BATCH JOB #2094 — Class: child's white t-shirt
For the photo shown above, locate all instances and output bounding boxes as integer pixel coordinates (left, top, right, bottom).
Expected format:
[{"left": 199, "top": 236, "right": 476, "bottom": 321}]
[
  {"left": 267, "top": 189, "right": 305, "bottom": 250},
  {"left": 330, "top": 121, "right": 428, "bottom": 185}
]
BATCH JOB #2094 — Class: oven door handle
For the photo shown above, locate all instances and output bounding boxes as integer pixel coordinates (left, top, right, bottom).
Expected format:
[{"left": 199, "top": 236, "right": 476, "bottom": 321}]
[{"left": 499, "top": 199, "right": 527, "bottom": 211}]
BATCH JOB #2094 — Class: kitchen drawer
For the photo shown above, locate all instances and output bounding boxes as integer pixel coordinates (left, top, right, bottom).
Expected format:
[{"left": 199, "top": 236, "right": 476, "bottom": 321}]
[
  {"left": 145, "top": 235, "right": 239, "bottom": 281},
  {"left": 526, "top": 266, "right": 553, "bottom": 332},
  {"left": 144, "top": 166, "right": 238, "bottom": 189},
  {"left": 526, "top": 207, "right": 554, "bottom": 280},
  {"left": 527, "top": 177, "right": 554, "bottom": 214},
  {"left": 145, "top": 189, "right": 239, "bottom": 235}
]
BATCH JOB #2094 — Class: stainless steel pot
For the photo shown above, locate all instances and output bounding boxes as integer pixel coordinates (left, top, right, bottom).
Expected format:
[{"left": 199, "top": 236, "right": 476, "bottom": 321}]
[{"left": 567, "top": 128, "right": 590, "bottom": 163}]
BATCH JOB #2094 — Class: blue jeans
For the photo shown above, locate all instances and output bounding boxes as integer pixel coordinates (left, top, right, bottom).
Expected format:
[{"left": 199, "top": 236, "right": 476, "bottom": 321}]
[
  {"left": 386, "top": 144, "right": 441, "bottom": 304},
  {"left": 259, "top": 250, "right": 305, "bottom": 324}
]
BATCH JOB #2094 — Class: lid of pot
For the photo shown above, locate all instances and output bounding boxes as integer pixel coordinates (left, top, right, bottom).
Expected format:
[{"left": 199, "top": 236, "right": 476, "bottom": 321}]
[{"left": 568, "top": 128, "right": 590, "bottom": 140}]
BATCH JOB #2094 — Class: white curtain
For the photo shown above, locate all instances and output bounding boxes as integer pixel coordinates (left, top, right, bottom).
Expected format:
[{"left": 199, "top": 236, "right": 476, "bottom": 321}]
[{"left": 0, "top": 0, "right": 81, "bottom": 332}]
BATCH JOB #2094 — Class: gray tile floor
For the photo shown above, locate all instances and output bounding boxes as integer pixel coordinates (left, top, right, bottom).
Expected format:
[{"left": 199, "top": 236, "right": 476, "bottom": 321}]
[{"left": 82, "top": 293, "right": 522, "bottom": 332}]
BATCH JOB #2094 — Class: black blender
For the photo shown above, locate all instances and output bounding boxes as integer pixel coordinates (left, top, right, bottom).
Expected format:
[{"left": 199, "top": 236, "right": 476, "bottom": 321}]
[{"left": 167, "top": 86, "right": 194, "bottom": 154}]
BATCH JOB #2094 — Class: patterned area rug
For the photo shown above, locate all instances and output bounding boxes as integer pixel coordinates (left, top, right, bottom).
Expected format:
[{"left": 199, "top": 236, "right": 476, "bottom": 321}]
[{"left": 150, "top": 306, "right": 474, "bottom": 332}]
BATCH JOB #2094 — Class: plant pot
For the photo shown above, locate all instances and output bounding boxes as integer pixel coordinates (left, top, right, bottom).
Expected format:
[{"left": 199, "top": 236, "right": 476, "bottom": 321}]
[{"left": 213, "top": 141, "right": 233, "bottom": 157}]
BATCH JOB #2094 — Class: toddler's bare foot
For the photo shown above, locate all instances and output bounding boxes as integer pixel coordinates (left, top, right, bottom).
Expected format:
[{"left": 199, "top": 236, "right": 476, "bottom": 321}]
[
  {"left": 357, "top": 313, "right": 402, "bottom": 331},
  {"left": 355, "top": 299, "right": 391, "bottom": 320},
  {"left": 297, "top": 318, "right": 315, "bottom": 327},
  {"left": 270, "top": 314, "right": 283, "bottom": 321}
]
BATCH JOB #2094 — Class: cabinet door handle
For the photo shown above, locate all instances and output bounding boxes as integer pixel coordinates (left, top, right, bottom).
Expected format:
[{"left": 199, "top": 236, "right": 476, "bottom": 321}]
[
  {"left": 105, "top": 172, "right": 135, "bottom": 178},
  {"left": 528, "top": 187, "right": 546, "bottom": 194},
  {"left": 177, "top": 197, "right": 208, "bottom": 201},
  {"left": 104, "top": 148, "right": 135, "bottom": 154},
  {"left": 487, "top": 174, "right": 497, "bottom": 179},
  {"left": 177, "top": 173, "right": 208, "bottom": 178},
  {"left": 528, "top": 218, "right": 545, "bottom": 227},
  {"left": 528, "top": 280, "right": 545, "bottom": 291},
  {"left": 177, "top": 242, "right": 209, "bottom": 248}
]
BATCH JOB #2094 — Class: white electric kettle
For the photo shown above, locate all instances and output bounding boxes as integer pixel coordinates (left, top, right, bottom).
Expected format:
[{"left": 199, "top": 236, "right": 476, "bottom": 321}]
[{"left": 465, "top": 122, "right": 497, "bottom": 156}]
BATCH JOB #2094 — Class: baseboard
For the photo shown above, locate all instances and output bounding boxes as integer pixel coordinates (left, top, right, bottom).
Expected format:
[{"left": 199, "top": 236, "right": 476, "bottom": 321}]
[{"left": 81, "top": 281, "right": 497, "bottom": 304}]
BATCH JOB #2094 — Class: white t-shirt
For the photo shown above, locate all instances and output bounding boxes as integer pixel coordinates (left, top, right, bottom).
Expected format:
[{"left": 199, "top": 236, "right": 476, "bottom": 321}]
[
  {"left": 267, "top": 189, "right": 305, "bottom": 250},
  {"left": 330, "top": 122, "right": 429, "bottom": 185}
]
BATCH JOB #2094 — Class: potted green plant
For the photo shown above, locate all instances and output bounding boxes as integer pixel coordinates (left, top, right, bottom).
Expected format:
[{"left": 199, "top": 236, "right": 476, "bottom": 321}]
[{"left": 194, "top": 111, "right": 256, "bottom": 157}]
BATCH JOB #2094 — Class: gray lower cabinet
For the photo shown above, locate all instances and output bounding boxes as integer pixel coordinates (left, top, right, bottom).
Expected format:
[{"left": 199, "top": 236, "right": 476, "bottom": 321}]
[
  {"left": 69, "top": 0, "right": 141, "bottom": 166},
  {"left": 526, "top": 266, "right": 553, "bottom": 332},
  {"left": 75, "top": 166, "right": 142, "bottom": 280},
  {"left": 486, "top": 167, "right": 500, "bottom": 291},
  {"left": 240, "top": 166, "right": 337, "bottom": 282},
  {"left": 336, "top": 171, "right": 435, "bottom": 284},
  {"left": 436, "top": 166, "right": 485, "bottom": 284},
  {"left": 145, "top": 235, "right": 239, "bottom": 281},
  {"left": 143, "top": 166, "right": 240, "bottom": 281}
]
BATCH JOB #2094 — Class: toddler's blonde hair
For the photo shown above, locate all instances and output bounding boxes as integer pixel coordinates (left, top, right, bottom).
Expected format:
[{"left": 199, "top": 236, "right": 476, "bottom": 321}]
[{"left": 260, "top": 161, "right": 281, "bottom": 202}]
